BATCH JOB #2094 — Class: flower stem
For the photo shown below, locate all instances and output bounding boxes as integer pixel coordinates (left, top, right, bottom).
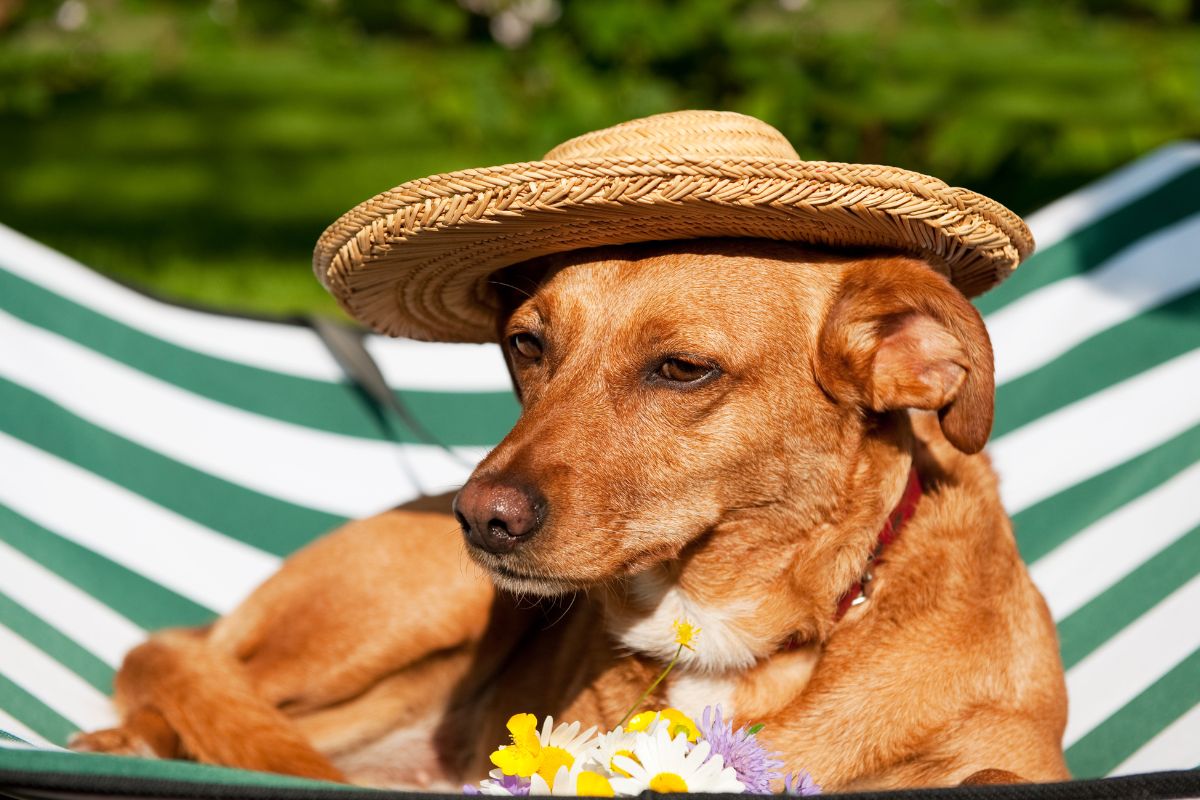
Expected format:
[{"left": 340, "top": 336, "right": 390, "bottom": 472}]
[{"left": 617, "top": 643, "right": 683, "bottom": 728}]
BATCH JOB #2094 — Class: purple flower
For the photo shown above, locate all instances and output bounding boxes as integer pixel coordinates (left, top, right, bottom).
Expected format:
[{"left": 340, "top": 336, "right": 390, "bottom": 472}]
[
  {"left": 698, "top": 705, "right": 785, "bottom": 793},
  {"left": 464, "top": 772, "right": 531, "bottom": 796},
  {"left": 783, "top": 770, "right": 822, "bottom": 796}
]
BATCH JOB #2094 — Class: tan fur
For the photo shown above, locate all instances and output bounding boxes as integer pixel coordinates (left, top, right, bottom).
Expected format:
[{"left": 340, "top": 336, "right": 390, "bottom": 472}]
[{"left": 74, "top": 240, "right": 1069, "bottom": 791}]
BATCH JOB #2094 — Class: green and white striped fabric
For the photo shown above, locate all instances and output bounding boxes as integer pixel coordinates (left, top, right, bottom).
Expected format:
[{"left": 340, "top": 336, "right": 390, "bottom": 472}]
[{"left": 1, "top": 143, "right": 1198, "bottom": 788}]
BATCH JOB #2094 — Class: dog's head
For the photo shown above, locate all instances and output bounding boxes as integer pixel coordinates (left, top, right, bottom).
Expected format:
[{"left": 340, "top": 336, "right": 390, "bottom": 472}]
[{"left": 453, "top": 239, "right": 993, "bottom": 661}]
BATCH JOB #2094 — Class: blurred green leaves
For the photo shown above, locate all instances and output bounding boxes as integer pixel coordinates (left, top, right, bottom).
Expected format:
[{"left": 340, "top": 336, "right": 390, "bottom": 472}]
[{"left": 0, "top": 0, "right": 1196, "bottom": 315}]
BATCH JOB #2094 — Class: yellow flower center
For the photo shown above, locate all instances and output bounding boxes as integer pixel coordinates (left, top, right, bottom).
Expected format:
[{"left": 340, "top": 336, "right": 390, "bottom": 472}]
[
  {"left": 535, "top": 745, "right": 575, "bottom": 785},
  {"left": 577, "top": 771, "right": 616, "bottom": 797},
  {"left": 610, "top": 749, "right": 639, "bottom": 778},
  {"left": 649, "top": 772, "right": 689, "bottom": 793}
]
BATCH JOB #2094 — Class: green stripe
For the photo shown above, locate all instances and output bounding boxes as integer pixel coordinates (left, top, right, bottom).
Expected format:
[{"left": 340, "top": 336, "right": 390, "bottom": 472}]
[
  {"left": 0, "top": 376, "right": 340, "bottom": 556},
  {"left": 401, "top": 390, "right": 516, "bottom": 447},
  {"left": 1058, "top": 525, "right": 1200, "bottom": 670},
  {"left": 994, "top": 289, "right": 1200, "bottom": 437},
  {"left": 0, "top": 592, "right": 113, "bottom": 694},
  {"left": 0, "top": 268, "right": 518, "bottom": 447},
  {"left": 0, "top": 675, "right": 76, "bottom": 746},
  {"left": 976, "top": 164, "right": 1200, "bottom": 315},
  {"left": 0, "top": 748, "right": 353, "bottom": 789},
  {"left": 1014, "top": 423, "right": 1200, "bottom": 564},
  {"left": 1065, "top": 647, "right": 1200, "bottom": 778},
  {"left": 0, "top": 504, "right": 212, "bottom": 629}
]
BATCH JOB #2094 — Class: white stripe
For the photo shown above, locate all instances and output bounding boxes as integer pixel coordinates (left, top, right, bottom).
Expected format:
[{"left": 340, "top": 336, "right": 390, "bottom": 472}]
[
  {"left": 0, "top": 309, "right": 485, "bottom": 517},
  {"left": 0, "top": 624, "right": 118, "bottom": 733},
  {"left": 1026, "top": 141, "right": 1200, "bottom": 250},
  {"left": 1030, "top": 463, "right": 1200, "bottom": 620},
  {"left": 0, "top": 739, "right": 42, "bottom": 750},
  {"left": 988, "top": 213, "right": 1200, "bottom": 386},
  {"left": 367, "top": 338, "right": 511, "bottom": 393},
  {"left": 0, "top": 432, "right": 279, "bottom": 614},
  {"left": 0, "top": 223, "right": 511, "bottom": 391},
  {"left": 1063, "top": 574, "right": 1200, "bottom": 747},
  {"left": 989, "top": 348, "right": 1200, "bottom": 514},
  {"left": 0, "top": 540, "right": 145, "bottom": 667},
  {"left": 0, "top": 710, "right": 60, "bottom": 749},
  {"left": 1112, "top": 701, "right": 1200, "bottom": 776}
]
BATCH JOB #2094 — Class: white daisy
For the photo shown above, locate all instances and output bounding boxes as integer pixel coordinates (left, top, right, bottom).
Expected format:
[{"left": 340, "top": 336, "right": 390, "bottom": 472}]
[
  {"left": 589, "top": 727, "right": 643, "bottom": 778},
  {"left": 537, "top": 715, "right": 601, "bottom": 756},
  {"left": 530, "top": 760, "right": 617, "bottom": 796},
  {"left": 610, "top": 727, "right": 745, "bottom": 795}
]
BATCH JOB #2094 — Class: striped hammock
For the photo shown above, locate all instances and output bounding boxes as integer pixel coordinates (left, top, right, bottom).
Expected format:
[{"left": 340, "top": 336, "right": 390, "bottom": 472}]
[{"left": 1, "top": 143, "right": 1198, "bottom": 791}]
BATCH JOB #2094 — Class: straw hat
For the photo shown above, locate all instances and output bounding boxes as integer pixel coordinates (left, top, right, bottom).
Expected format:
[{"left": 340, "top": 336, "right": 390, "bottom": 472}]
[{"left": 314, "top": 110, "right": 1033, "bottom": 342}]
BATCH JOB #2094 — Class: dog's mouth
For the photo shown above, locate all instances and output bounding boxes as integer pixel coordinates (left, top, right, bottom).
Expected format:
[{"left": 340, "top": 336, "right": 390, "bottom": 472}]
[{"left": 478, "top": 558, "right": 591, "bottom": 597}]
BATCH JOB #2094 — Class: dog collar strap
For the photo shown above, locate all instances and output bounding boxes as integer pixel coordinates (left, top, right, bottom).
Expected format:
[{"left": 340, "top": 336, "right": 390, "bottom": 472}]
[{"left": 833, "top": 466, "right": 923, "bottom": 621}]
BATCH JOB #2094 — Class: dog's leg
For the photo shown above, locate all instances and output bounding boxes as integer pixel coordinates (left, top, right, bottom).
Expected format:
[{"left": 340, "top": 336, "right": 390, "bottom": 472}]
[
  {"left": 883, "top": 709, "right": 1070, "bottom": 788},
  {"left": 72, "top": 508, "right": 495, "bottom": 782},
  {"left": 74, "top": 627, "right": 347, "bottom": 781}
]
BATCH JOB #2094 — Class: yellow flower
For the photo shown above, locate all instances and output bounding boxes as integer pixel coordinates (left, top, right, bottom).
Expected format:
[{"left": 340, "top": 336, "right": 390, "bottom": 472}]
[
  {"left": 490, "top": 713, "right": 542, "bottom": 778},
  {"left": 624, "top": 710, "right": 659, "bottom": 734},
  {"left": 624, "top": 707, "right": 700, "bottom": 743},
  {"left": 489, "top": 713, "right": 601, "bottom": 787},
  {"left": 660, "top": 708, "right": 701, "bottom": 743},
  {"left": 672, "top": 619, "right": 700, "bottom": 651},
  {"left": 576, "top": 769, "right": 616, "bottom": 797}
]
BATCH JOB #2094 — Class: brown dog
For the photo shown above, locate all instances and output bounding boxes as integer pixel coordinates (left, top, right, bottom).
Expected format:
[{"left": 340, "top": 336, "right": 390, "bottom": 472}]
[{"left": 72, "top": 240, "right": 1069, "bottom": 792}]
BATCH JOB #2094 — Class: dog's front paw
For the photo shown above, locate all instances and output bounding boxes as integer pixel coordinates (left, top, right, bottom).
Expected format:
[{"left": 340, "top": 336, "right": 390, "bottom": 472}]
[
  {"left": 69, "top": 727, "right": 160, "bottom": 758},
  {"left": 960, "top": 768, "right": 1027, "bottom": 785}
]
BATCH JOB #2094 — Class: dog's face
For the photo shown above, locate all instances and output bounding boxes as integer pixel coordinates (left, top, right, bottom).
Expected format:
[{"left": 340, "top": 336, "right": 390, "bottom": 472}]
[{"left": 454, "top": 239, "right": 993, "bottom": 609}]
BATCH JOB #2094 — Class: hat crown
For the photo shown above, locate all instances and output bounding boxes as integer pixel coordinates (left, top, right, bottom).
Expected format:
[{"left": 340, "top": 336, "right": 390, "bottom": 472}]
[{"left": 544, "top": 110, "right": 801, "bottom": 162}]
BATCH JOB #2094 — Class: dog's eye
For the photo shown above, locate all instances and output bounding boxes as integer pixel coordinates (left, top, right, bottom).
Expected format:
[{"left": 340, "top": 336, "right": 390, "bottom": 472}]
[
  {"left": 509, "top": 332, "right": 543, "bottom": 360},
  {"left": 656, "top": 357, "right": 718, "bottom": 385}
]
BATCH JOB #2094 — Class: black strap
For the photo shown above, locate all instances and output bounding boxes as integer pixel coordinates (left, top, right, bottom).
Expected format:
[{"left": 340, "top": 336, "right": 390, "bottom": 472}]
[
  {"left": 306, "top": 317, "right": 474, "bottom": 468},
  {"left": 1, "top": 768, "right": 1199, "bottom": 800}
]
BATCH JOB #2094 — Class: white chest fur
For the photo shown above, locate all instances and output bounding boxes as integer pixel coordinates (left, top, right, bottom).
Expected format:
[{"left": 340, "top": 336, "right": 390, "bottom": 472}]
[
  {"left": 666, "top": 671, "right": 739, "bottom": 720},
  {"left": 609, "top": 571, "right": 763, "bottom": 673}
]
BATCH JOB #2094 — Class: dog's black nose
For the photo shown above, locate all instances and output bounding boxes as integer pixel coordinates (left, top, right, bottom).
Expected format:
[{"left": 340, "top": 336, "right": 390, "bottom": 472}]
[{"left": 453, "top": 479, "right": 543, "bottom": 554}]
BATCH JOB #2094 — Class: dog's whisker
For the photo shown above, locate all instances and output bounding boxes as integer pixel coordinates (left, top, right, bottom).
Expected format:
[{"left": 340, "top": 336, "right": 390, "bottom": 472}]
[
  {"left": 487, "top": 279, "right": 534, "bottom": 300},
  {"left": 542, "top": 591, "right": 578, "bottom": 630}
]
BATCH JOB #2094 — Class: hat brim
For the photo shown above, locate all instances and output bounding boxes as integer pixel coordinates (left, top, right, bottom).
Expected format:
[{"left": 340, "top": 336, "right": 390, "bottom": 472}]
[{"left": 314, "top": 155, "right": 1033, "bottom": 342}]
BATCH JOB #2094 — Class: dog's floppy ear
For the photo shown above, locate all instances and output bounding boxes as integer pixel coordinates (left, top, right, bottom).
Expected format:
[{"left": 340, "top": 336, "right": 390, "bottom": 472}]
[{"left": 815, "top": 256, "right": 995, "bottom": 454}]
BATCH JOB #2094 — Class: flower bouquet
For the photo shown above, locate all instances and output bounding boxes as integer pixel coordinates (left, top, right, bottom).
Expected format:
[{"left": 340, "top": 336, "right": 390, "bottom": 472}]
[{"left": 466, "top": 621, "right": 819, "bottom": 796}]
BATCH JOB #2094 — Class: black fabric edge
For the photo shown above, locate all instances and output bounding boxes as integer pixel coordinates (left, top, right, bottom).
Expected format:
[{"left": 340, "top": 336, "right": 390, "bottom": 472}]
[{"left": 1, "top": 769, "right": 1198, "bottom": 800}]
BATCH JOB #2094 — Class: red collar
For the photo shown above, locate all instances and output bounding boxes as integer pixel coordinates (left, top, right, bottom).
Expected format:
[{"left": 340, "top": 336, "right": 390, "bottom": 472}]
[{"left": 833, "top": 466, "right": 923, "bottom": 621}]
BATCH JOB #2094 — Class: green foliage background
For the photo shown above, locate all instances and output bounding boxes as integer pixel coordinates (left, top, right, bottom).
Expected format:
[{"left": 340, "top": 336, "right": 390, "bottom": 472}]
[{"left": 2, "top": 0, "right": 1198, "bottom": 317}]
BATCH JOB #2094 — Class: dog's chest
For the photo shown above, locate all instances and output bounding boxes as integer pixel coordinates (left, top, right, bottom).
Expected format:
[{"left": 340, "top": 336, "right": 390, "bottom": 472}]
[
  {"left": 611, "top": 573, "right": 763, "bottom": 672},
  {"left": 666, "top": 671, "right": 739, "bottom": 719}
]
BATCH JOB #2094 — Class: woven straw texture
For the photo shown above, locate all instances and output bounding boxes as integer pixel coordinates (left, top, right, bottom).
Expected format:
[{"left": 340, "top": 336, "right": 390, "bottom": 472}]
[{"left": 314, "top": 110, "right": 1034, "bottom": 342}]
